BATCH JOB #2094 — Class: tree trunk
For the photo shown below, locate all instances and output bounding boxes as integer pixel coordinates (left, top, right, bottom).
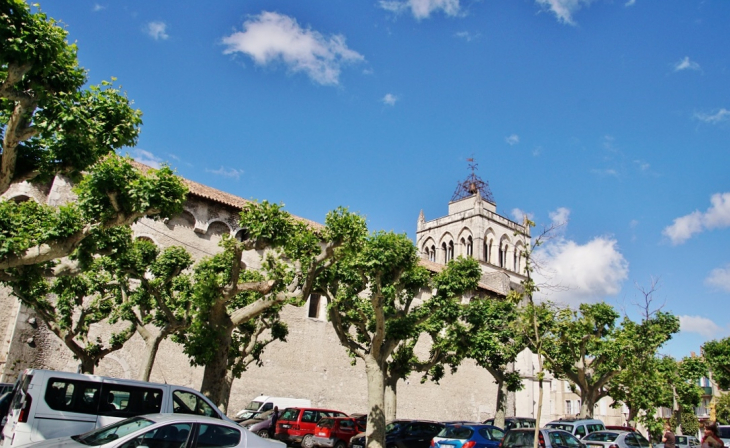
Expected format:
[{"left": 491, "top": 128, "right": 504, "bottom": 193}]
[
  {"left": 494, "top": 375, "right": 508, "bottom": 429},
  {"left": 578, "top": 388, "right": 595, "bottom": 418},
  {"left": 79, "top": 356, "right": 95, "bottom": 374},
  {"left": 139, "top": 331, "right": 166, "bottom": 382},
  {"left": 365, "top": 356, "right": 387, "bottom": 448},
  {"left": 533, "top": 353, "right": 544, "bottom": 448},
  {"left": 384, "top": 375, "right": 397, "bottom": 422},
  {"left": 200, "top": 329, "right": 233, "bottom": 413}
]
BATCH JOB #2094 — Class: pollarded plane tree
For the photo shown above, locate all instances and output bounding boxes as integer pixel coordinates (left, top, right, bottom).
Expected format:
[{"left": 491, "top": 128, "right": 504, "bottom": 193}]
[
  {"left": 174, "top": 201, "right": 367, "bottom": 413},
  {"left": 703, "top": 337, "right": 730, "bottom": 391},
  {"left": 315, "top": 231, "right": 482, "bottom": 448},
  {"left": 0, "top": 1, "right": 186, "bottom": 276},
  {"left": 453, "top": 297, "right": 526, "bottom": 429}
]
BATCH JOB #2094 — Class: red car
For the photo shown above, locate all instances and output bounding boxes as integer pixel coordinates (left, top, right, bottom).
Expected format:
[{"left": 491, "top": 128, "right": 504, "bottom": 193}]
[
  {"left": 275, "top": 407, "right": 348, "bottom": 448},
  {"left": 312, "top": 417, "right": 365, "bottom": 448}
]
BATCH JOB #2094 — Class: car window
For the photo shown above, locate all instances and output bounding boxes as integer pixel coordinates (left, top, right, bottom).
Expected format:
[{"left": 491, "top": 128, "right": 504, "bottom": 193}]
[
  {"left": 717, "top": 428, "right": 730, "bottom": 439},
  {"left": 280, "top": 409, "right": 300, "bottom": 421},
  {"left": 624, "top": 434, "right": 640, "bottom": 448},
  {"left": 634, "top": 433, "right": 650, "bottom": 448},
  {"left": 587, "top": 425, "right": 604, "bottom": 434},
  {"left": 517, "top": 421, "right": 536, "bottom": 429},
  {"left": 118, "top": 423, "right": 192, "bottom": 448},
  {"left": 439, "top": 426, "right": 473, "bottom": 439},
  {"left": 172, "top": 390, "right": 218, "bottom": 418},
  {"left": 99, "top": 384, "right": 163, "bottom": 417},
  {"left": 319, "top": 419, "right": 335, "bottom": 428},
  {"left": 584, "top": 433, "right": 618, "bottom": 442},
  {"left": 561, "top": 433, "right": 582, "bottom": 447},
  {"left": 575, "top": 426, "right": 587, "bottom": 438},
  {"left": 504, "top": 431, "right": 534, "bottom": 448},
  {"left": 340, "top": 420, "right": 355, "bottom": 430},
  {"left": 548, "top": 432, "right": 563, "bottom": 447},
  {"left": 45, "top": 378, "right": 102, "bottom": 415},
  {"left": 196, "top": 424, "right": 241, "bottom": 448},
  {"left": 74, "top": 417, "right": 155, "bottom": 446},
  {"left": 301, "top": 410, "right": 318, "bottom": 423},
  {"left": 676, "top": 437, "right": 688, "bottom": 445},
  {"left": 547, "top": 424, "right": 574, "bottom": 433},
  {"left": 480, "top": 428, "right": 505, "bottom": 441},
  {"left": 262, "top": 403, "right": 273, "bottom": 411}
]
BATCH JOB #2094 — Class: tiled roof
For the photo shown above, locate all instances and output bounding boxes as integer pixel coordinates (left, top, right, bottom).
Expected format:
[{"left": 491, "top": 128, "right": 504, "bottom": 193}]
[
  {"left": 418, "top": 259, "right": 506, "bottom": 296},
  {"left": 129, "top": 160, "right": 322, "bottom": 229}
]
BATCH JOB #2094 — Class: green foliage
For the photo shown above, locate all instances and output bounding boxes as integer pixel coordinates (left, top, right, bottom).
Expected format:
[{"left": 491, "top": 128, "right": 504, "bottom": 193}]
[
  {"left": 703, "top": 337, "right": 730, "bottom": 390},
  {"left": 715, "top": 393, "right": 730, "bottom": 425},
  {"left": 670, "top": 411, "right": 699, "bottom": 436},
  {"left": 0, "top": 200, "right": 83, "bottom": 258}
]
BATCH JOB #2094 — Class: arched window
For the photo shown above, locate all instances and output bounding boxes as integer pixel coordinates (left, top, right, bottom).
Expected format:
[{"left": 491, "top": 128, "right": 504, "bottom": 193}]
[
  {"left": 448, "top": 241, "right": 454, "bottom": 261},
  {"left": 487, "top": 240, "right": 492, "bottom": 264},
  {"left": 515, "top": 250, "right": 521, "bottom": 273},
  {"left": 467, "top": 236, "right": 473, "bottom": 257},
  {"left": 442, "top": 242, "right": 448, "bottom": 264},
  {"left": 460, "top": 238, "right": 466, "bottom": 256},
  {"left": 513, "top": 250, "right": 518, "bottom": 272},
  {"left": 499, "top": 242, "right": 505, "bottom": 268},
  {"left": 430, "top": 245, "right": 436, "bottom": 262}
]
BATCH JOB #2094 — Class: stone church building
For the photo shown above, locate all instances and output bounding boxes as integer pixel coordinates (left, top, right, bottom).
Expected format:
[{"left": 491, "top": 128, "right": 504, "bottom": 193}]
[{"left": 0, "top": 164, "right": 626, "bottom": 425}]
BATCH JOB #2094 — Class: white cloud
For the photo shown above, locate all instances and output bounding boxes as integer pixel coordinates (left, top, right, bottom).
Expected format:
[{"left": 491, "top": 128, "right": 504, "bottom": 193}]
[
  {"left": 379, "top": 0, "right": 461, "bottom": 20},
  {"left": 146, "top": 21, "right": 169, "bottom": 40},
  {"left": 591, "top": 168, "right": 619, "bottom": 177},
  {"left": 695, "top": 108, "right": 730, "bottom": 124},
  {"left": 511, "top": 208, "right": 533, "bottom": 223},
  {"left": 130, "top": 149, "right": 162, "bottom": 169},
  {"left": 221, "top": 12, "right": 364, "bottom": 86},
  {"left": 206, "top": 166, "right": 244, "bottom": 180},
  {"left": 674, "top": 56, "right": 701, "bottom": 72},
  {"left": 549, "top": 207, "right": 570, "bottom": 227},
  {"left": 505, "top": 134, "right": 520, "bottom": 146},
  {"left": 455, "top": 31, "right": 480, "bottom": 42},
  {"left": 625, "top": 0, "right": 636, "bottom": 6},
  {"left": 634, "top": 159, "right": 650, "bottom": 171},
  {"left": 382, "top": 93, "right": 398, "bottom": 106},
  {"left": 663, "top": 193, "right": 730, "bottom": 245},
  {"left": 93, "top": 4, "right": 105, "bottom": 12},
  {"left": 679, "top": 315, "right": 724, "bottom": 338},
  {"left": 535, "top": 0, "right": 594, "bottom": 25},
  {"left": 706, "top": 264, "right": 730, "bottom": 293},
  {"left": 534, "top": 235, "right": 629, "bottom": 305}
]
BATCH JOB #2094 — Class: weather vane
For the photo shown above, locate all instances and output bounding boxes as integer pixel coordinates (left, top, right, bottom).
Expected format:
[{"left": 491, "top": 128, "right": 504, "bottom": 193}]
[{"left": 451, "top": 156, "right": 495, "bottom": 203}]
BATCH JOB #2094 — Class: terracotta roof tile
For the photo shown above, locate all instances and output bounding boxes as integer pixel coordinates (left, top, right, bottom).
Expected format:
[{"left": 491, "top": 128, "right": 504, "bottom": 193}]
[{"left": 129, "top": 160, "right": 323, "bottom": 229}]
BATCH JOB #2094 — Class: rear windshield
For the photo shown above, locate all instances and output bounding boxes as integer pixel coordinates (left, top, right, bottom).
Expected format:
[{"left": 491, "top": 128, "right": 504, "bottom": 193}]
[
  {"left": 584, "top": 433, "right": 618, "bottom": 442},
  {"left": 280, "top": 408, "right": 301, "bottom": 421},
  {"left": 546, "top": 424, "right": 574, "bottom": 432},
  {"left": 504, "top": 431, "right": 535, "bottom": 448},
  {"left": 587, "top": 424, "right": 605, "bottom": 433},
  {"left": 676, "top": 437, "right": 688, "bottom": 445},
  {"left": 318, "top": 418, "right": 335, "bottom": 428},
  {"left": 10, "top": 374, "right": 32, "bottom": 411},
  {"left": 73, "top": 417, "right": 154, "bottom": 446},
  {"left": 717, "top": 427, "right": 730, "bottom": 439},
  {"left": 438, "top": 426, "right": 474, "bottom": 439}
]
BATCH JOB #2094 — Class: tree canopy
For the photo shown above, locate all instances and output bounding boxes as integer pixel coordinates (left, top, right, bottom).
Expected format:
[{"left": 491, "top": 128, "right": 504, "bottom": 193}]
[{"left": 703, "top": 337, "right": 730, "bottom": 391}]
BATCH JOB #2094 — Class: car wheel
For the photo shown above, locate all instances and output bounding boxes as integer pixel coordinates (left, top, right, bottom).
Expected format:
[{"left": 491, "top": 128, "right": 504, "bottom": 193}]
[
  {"left": 335, "top": 441, "right": 346, "bottom": 448},
  {"left": 258, "top": 430, "right": 270, "bottom": 438},
  {"left": 302, "top": 435, "right": 315, "bottom": 448}
]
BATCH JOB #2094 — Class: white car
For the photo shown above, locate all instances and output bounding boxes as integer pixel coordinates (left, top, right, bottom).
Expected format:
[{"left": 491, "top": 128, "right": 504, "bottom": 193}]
[{"left": 18, "top": 414, "right": 285, "bottom": 448}]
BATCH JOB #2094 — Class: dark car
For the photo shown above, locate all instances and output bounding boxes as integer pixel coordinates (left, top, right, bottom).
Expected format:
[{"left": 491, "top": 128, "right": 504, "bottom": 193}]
[
  {"left": 0, "top": 384, "right": 12, "bottom": 396},
  {"left": 482, "top": 418, "right": 535, "bottom": 432},
  {"left": 349, "top": 420, "right": 444, "bottom": 448},
  {"left": 501, "top": 428, "right": 586, "bottom": 448},
  {"left": 240, "top": 408, "right": 281, "bottom": 438}
]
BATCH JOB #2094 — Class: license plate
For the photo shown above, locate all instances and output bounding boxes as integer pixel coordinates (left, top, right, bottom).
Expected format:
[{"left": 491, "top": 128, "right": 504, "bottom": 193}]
[
  {"left": 281, "top": 424, "right": 291, "bottom": 428},
  {"left": 318, "top": 433, "right": 326, "bottom": 436},
  {"left": 588, "top": 444, "right": 602, "bottom": 448},
  {"left": 353, "top": 445, "right": 363, "bottom": 448}
]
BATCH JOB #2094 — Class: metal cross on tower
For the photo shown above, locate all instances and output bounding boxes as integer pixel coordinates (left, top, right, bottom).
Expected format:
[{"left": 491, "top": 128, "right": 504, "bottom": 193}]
[{"left": 450, "top": 157, "right": 495, "bottom": 203}]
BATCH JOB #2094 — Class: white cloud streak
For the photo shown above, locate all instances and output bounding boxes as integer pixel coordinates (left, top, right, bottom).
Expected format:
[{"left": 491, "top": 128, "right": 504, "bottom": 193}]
[
  {"left": 130, "top": 149, "right": 162, "bottom": 169},
  {"left": 695, "top": 108, "right": 730, "bottom": 124},
  {"left": 382, "top": 93, "right": 398, "bottom": 106},
  {"left": 505, "top": 134, "right": 520, "bottom": 146},
  {"left": 221, "top": 12, "right": 364, "bottom": 86},
  {"left": 679, "top": 315, "right": 724, "bottom": 339},
  {"left": 511, "top": 208, "right": 533, "bottom": 223},
  {"left": 206, "top": 167, "right": 244, "bottom": 180},
  {"left": 455, "top": 31, "right": 480, "bottom": 42},
  {"left": 146, "top": 21, "right": 169, "bottom": 40},
  {"left": 535, "top": 0, "right": 594, "bottom": 25},
  {"left": 674, "top": 56, "right": 701, "bottom": 72},
  {"left": 379, "top": 0, "right": 461, "bottom": 20},
  {"left": 706, "top": 264, "right": 730, "bottom": 293},
  {"left": 663, "top": 193, "right": 730, "bottom": 245}
]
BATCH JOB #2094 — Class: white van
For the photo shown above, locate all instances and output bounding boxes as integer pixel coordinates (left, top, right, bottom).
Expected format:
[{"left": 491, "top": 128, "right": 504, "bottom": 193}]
[
  {"left": 1, "top": 369, "right": 230, "bottom": 447},
  {"left": 235, "top": 396, "right": 310, "bottom": 420}
]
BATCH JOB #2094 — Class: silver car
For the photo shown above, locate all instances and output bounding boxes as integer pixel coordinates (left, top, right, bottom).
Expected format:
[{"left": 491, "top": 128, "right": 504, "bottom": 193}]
[
  {"left": 654, "top": 435, "right": 700, "bottom": 448},
  {"left": 20, "top": 413, "right": 286, "bottom": 448},
  {"left": 501, "top": 428, "right": 586, "bottom": 448},
  {"left": 582, "top": 430, "right": 650, "bottom": 448}
]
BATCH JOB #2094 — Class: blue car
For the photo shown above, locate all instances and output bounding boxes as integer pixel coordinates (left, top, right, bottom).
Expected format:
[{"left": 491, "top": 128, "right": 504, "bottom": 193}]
[{"left": 432, "top": 424, "right": 506, "bottom": 448}]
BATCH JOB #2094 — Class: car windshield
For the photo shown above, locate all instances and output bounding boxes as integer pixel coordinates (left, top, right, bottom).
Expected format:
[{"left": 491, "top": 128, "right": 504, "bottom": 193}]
[
  {"left": 280, "top": 409, "right": 301, "bottom": 421},
  {"left": 717, "top": 428, "right": 730, "bottom": 439},
  {"left": 73, "top": 417, "right": 155, "bottom": 446},
  {"left": 245, "top": 401, "right": 263, "bottom": 411},
  {"left": 438, "top": 426, "right": 473, "bottom": 439},
  {"left": 546, "top": 424, "right": 574, "bottom": 432},
  {"left": 584, "top": 433, "right": 618, "bottom": 442},
  {"left": 504, "top": 431, "right": 535, "bottom": 448}
]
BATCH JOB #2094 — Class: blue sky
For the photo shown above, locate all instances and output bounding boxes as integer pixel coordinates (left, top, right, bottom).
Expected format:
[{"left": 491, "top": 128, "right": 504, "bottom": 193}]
[{"left": 39, "top": 0, "right": 729, "bottom": 358}]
